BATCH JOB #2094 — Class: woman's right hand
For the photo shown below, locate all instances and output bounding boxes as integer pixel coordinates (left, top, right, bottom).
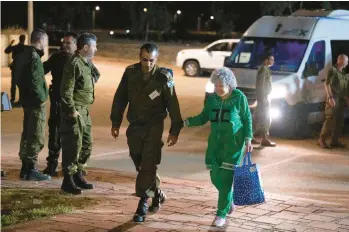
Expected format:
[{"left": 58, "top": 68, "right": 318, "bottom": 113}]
[{"left": 245, "top": 140, "right": 253, "bottom": 153}]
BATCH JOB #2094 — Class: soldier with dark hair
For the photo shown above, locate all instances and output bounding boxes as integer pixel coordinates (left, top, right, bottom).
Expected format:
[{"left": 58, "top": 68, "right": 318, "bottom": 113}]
[
  {"left": 252, "top": 54, "right": 276, "bottom": 147},
  {"left": 110, "top": 43, "right": 183, "bottom": 222},
  {"left": 60, "top": 32, "right": 98, "bottom": 194},
  {"left": 15, "top": 28, "right": 51, "bottom": 181},
  {"left": 42, "top": 32, "right": 78, "bottom": 176},
  {"left": 4, "top": 34, "right": 26, "bottom": 106}
]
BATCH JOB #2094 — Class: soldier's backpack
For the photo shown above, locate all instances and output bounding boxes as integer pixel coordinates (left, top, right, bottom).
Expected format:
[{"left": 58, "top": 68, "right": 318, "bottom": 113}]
[{"left": 1, "top": 92, "right": 12, "bottom": 111}]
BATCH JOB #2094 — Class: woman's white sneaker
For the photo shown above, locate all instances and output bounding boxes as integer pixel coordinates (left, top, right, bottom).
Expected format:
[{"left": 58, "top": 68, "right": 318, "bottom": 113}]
[{"left": 213, "top": 216, "right": 226, "bottom": 227}]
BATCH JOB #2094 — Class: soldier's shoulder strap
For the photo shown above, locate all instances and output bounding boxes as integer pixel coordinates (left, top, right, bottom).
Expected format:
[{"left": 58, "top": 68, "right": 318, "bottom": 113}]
[{"left": 159, "top": 67, "right": 175, "bottom": 88}]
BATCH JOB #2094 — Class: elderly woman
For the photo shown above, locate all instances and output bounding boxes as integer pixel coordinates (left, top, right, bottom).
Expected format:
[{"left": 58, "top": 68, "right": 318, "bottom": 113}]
[{"left": 184, "top": 67, "right": 253, "bottom": 227}]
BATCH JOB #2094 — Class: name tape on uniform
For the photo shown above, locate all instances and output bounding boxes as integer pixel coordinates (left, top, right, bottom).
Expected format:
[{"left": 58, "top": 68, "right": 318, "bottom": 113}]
[{"left": 149, "top": 90, "right": 160, "bottom": 100}]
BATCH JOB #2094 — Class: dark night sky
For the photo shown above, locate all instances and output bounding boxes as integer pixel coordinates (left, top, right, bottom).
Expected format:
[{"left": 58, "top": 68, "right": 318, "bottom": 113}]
[{"left": 1, "top": 1, "right": 348, "bottom": 32}]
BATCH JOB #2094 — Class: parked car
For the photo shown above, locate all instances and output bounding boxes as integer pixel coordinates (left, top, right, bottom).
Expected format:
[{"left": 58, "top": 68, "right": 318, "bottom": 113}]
[{"left": 176, "top": 39, "right": 240, "bottom": 77}]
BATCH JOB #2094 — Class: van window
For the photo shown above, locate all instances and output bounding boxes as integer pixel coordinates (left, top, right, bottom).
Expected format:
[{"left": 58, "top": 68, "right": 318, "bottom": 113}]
[
  {"left": 303, "top": 41, "right": 325, "bottom": 77},
  {"left": 225, "top": 37, "right": 309, "bottom": 72},
  {"left": 331, "top": 40, "right": 349, "bottom": 73}
]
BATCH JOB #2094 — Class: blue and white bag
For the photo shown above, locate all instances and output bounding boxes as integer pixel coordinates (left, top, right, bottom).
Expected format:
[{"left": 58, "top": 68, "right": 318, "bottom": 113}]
[{"left": 233, "top": 152, "right": 265, "bottom": 205}]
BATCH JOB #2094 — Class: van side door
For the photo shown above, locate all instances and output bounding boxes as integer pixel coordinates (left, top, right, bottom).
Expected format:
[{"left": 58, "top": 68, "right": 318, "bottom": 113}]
[{"left": 302, "top": 40, "right": 328, "bottom": 107}]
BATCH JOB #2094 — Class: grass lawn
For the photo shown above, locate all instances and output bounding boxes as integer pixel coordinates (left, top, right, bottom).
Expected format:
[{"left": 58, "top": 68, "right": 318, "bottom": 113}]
[{"left": 1, "top": 188, "right": 98, "bottom": 227}]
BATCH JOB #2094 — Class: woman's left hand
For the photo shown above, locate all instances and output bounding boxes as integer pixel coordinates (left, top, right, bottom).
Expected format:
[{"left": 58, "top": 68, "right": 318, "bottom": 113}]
[{"left": 245, "top": 140, "right": 253, "bottom": 153}]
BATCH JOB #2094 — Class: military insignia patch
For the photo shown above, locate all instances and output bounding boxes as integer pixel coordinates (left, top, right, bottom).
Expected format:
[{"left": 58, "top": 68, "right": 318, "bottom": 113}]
[{"left": 167, "top": 79, "right": 175, "bottom": 88}]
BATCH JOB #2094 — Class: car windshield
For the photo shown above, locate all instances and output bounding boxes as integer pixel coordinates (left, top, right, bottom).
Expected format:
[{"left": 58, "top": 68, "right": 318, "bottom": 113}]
[{"left": 225, "top": 37, "right": 309, "bottom": 72}]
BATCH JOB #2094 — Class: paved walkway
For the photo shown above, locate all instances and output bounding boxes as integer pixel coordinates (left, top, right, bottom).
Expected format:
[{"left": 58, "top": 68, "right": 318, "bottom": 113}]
[{"left": 1, "top": 165, "right": 349, "bottom": 232}]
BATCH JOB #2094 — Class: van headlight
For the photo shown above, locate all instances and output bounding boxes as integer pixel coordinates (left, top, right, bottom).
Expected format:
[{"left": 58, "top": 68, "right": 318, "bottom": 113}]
[
  {"left": 205, "top": 81, "right": 215, "bottom": 93},
  {"left": 269, "top": 107, "right": 281, "bottom": 119},
  {"left": 269, "top": 86, "right": 287, "bottom": 99}
]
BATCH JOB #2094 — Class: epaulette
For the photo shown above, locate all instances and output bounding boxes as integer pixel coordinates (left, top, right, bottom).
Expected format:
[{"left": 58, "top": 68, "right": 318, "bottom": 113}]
[
  {"left": 159, "top": 68, "right": 175, "bottom": 88},
  {"left": 159, "top": 68, "right": 173, "bottom": 79}
]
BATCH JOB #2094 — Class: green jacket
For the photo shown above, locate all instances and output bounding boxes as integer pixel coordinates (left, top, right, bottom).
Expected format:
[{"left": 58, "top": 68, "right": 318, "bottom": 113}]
[
  {"left": 185, "top": 89, "right": 252, "bottom": 169},
  {"left": 256, "top": 65, "right": 272, "bottom": 101},
  {"left": 326, "top": 66, "right": 349, "bottom": 99},
  {"left": 14, "top": 46, "right": 48, "bottom": 108},
  {"left": 60, "top": 53, "right": 95, "bottom": 115},
  {"left": 110, "top": 63, "right": 183, "bottom": 136}
]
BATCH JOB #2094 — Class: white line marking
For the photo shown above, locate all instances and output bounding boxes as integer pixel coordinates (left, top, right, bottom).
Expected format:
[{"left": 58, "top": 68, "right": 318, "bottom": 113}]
[{"left": 93, "top": 149, "right": 129, "bottom": 158}]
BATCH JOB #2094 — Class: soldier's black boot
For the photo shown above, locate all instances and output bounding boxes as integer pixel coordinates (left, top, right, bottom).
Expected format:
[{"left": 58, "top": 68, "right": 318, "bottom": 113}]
[
  {"left": 20, "top": 161, "right": 28, "bottom": 180},
  {"left": 149, "top": 189, "right": 167, "bottom": 213},
  {"left": 73, "top": 171, "right": 94, "bottom": 189},
  {"left": 61, "top": 173, "right": 82, "bottom": 195},
  {"left": 43, "top": 162, "right": 58, "bottom": 176},
  {"left": 133, "top": 197, "right": 149, "bottom": 222},
  {"left": 26, "top": 163, "right": 52, "bottom": 181}
]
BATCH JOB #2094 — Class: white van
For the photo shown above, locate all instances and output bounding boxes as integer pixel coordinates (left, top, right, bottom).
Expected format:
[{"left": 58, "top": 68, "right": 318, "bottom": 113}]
[{"left": 205, "top": 9, "right": 349, "bottom": 138}]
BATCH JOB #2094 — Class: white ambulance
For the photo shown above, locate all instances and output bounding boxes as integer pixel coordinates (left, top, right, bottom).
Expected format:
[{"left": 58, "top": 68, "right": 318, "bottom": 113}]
[{"left": 205, "top": 9, "right": 349, "bottom": 138}]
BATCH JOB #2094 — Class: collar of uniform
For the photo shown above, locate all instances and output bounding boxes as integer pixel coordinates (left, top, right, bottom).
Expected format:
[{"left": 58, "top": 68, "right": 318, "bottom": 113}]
[
  {"left": 75, "top": 53, "right": 90, "bottom": 66},
  {"left": 333, "top": 65, "right": 344, "bottom": 74},
  {"left": 137, "top": 62, "right": 158, "bottom": 76},
  {"left": 30, "top": 46, "right": 44, "bottom": 57}
]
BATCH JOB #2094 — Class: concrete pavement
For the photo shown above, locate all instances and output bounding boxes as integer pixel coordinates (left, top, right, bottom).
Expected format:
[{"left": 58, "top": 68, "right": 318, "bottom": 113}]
[{"left": 2, "top": 165, "right": 349, "bottom": 232}]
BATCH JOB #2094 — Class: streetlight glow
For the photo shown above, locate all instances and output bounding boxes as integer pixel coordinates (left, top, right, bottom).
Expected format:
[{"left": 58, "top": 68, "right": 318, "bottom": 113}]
[
  {"left": 109, "top": 31, "right": 114, "bottom": 35},
  {"left": 95, "top": 6, "right": 100, "bottom": 11},
  {"left": 177, "top": 10, "right": 181, "bottom": 15},
  {"left": 210, "top": 16, "right": 214, "bottom": 20},
  {"left": 126, "top": 29, "right": 130, "bottom": 34},
  {"left": 143, "top": 8, "right": 147, "bottom": 12}
]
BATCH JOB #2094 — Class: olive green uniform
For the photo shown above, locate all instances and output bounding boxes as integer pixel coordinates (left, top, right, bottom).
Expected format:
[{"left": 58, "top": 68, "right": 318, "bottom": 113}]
[
  {"left": 254, "top": 65, "right": 272, "bottom": 138},
  {"left": 60, "top": 53, "right": 95, "bottom": 175},
  {"left": 320, "top": 66, "right": 349, "bottom": 142},
  {"left": 110, "top": 63, "right": 183, "bottom": 198},
  {"left": 15, "top": 46, "right": 48, "bottom": 166},
  {"left": 44, "top": 51, "right": 100, "bottom": 167}
]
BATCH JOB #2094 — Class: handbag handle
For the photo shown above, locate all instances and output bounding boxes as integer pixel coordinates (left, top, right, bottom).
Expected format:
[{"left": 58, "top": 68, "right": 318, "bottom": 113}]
[{"left": 243, "top": 152, "right": 252, "bottom": 166}]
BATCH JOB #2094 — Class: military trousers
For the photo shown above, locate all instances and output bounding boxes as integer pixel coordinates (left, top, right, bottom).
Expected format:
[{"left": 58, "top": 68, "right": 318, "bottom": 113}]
[
  {"left": 126, "top": 121, "right": 164, "bottom": 198},
  {"left": 19, "top": 104, "right": 46, "bottom": 165},
  {"left": 320, "top": 97, "right": 345, "bottom": 142},
  {"left": 47, "top": 98, "right": 61, "bottom": 165},
  {"left": 210, "top": 164, "right": 234, "bottom": 218},
  {"left": 60, "top": 105, "right": 92, "bottom": 175},
  {"left": 253, "top": 98, "right": 271, "bottom": 138}
]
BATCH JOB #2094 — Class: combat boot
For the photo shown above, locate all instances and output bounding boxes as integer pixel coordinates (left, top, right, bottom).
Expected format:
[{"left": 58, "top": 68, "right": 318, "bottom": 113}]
[
  {"left": 149, "top": 189, "right": 167, "bottom": 213},
  {"left": 261, "top": 138, "right": 276, "bottom": 147},
  {"left": 133, "top": 197, "right": 148, "bottom": 222},
  {"left": 317, "top": 136, "right": 330, "bottom": 149},
  {"left": 61, "top": 173, "right": 82, "bottom": 195},
  {"left": 43, "top": 162, "right": 58, "bottom": 176},
  {"left": 26, "top": 163, "right": 52, "bottom": 181},
  {"left": 73, "top": 171, "right": 94, "bottom": 189}
]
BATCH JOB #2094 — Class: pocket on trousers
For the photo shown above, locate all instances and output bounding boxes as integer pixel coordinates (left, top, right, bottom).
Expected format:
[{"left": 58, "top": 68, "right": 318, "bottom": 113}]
[{"left": 60, "top": 116, "right": 80, "bottom": 133}]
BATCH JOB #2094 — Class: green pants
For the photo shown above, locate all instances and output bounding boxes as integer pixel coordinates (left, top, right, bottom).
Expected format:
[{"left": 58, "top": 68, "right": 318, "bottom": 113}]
[
  {"left": 320, "top": 98, "right": 345, "bottom": 142},
  {"left": 253, "top": 98, "right": 271, "bottom": 138},
  {"left": 60, "top": 105, "right": 92, "bottom": 175},
  {"left": 126, "top": 121, "right": 164, "bottom": 198},
  {"left": 19, "top": 104, "right": 46, "bottom": 165},
  {"left": 210, "top": 164, "right": 234, "bottom": 218}
]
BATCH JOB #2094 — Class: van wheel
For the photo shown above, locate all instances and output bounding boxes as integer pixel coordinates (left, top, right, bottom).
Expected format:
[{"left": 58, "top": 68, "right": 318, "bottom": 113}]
[{"left": 184, "top": 61, "right": 200, "bottom": 77}]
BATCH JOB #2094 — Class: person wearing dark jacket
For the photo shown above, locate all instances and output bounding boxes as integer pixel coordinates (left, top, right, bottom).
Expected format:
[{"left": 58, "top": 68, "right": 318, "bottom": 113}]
[{"left": 15, "top": 29, "right": 51, "bottom": 181}]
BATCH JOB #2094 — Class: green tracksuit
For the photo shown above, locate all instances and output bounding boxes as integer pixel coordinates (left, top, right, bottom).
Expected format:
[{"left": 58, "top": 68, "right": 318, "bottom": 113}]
[{"left": 185, "top": 89, "right": 253, "bottom": 217}]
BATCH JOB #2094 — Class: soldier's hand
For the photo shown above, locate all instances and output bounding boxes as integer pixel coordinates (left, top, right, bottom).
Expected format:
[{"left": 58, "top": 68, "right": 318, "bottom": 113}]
[
  {"left": 111, "top": 127, "right": 120, "bottom": 139},
  {"left": 10, "top": 40, "right": 15, "bottom": 45},
  {"left": 69, "top": 111, "right": 80, "bottom": 118},
  {"left": 329, "top": 98, "right": 336, "bottom": 108},
  {"left": 167, "top": 134, "right": 178, "bottom": 147}
]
